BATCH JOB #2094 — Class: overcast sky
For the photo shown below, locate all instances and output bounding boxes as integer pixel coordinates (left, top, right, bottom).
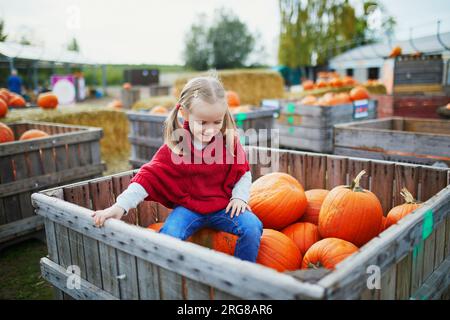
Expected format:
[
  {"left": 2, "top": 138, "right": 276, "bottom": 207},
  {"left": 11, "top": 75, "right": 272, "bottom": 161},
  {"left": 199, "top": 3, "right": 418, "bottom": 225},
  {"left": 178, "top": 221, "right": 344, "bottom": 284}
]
[{"left": 1, "top": 0, "right": 449, "bottom": 65}]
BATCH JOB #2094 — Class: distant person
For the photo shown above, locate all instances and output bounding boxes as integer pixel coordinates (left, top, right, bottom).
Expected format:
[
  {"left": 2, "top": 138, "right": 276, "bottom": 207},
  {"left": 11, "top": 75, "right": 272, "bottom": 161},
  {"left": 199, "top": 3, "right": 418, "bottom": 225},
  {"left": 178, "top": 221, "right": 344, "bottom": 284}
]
[{"left": 7, "top": 69, "right": 23, "bottom": 95}]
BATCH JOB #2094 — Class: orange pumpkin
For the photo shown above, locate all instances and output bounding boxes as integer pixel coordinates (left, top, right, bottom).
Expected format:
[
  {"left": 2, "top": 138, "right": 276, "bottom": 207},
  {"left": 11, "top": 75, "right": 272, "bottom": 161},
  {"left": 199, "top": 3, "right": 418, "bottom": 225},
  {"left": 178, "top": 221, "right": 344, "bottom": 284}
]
[
  {"left": 445, "top": 103, "right": 450, "bottom": 110},
  {"left": 281, "top": 222, "right": 321, "bottom": 256},
  {"left": 150, "top": 106, "right": 168, "bottom": 115},
  {"left": 389, "top": 46, "right": 402, "bottom": 58},
  {"left": 0, "top": 99, "right": 8, "bottom": 118},
  {"left": 318, "top": 170, "right": 383, "bottom": 247},
  {"left": 315, "top": 80, "right": 328, "bottom": 88},
  {"left": 37, "top": 92, "right": 58, "bottom": 109},
  {"left": 302, "top": 80, "right": 314, "bottom": 90},
  {"left": 147, "top": 222, "right": 164, "bottom": 232},
  {"left": 330, "top": 77, "right": 343, "bottom": 88},
  {"left": 256, "top": 229, "right": 302, "bottom": 272},
  {"left": 107, "top": 99, "right": 123, "bottom": 109},
  {"left": 147, "top": 223, "right": 238, "bottom": 255},
  {"left": 300, "top": 189, "right": 330, "bottom": 225},
  {"left": 302, "top": 238, "right": 358, "bottom": 270},
  {"left": 0, "top": 122, "right": 14, "bottom": 143},
  {"left": 342, "top": 76, "right": 356, "bottom": 86},
  {"left": 349, "top": 86, "right": 370, "bottom": 101},
  {"left": 226, "top": 91, "right": 240, "bottom": 107},
  {"left": 379, "top": 216, "right": 387, "bottom": 234},
  {"left": 19, "top": 129, "right": 49, "bottom": 141},
  {"left": 123, "top": 82, "right": 132, "bottom": 90},
  {"left": 300, "top": 95, "right": 317, "bottom": 106},
  {"left": 249, "top": 172, "right": 307, "bottom": 230},
  {"left": 9, "top": 94, "right": 26, "bottom": 107},
  {"left": 0, "top": 88, "right": 11, "bottom": 100},
  {"left": 385, "top": 188, "right": 421, "bottom": 229}
]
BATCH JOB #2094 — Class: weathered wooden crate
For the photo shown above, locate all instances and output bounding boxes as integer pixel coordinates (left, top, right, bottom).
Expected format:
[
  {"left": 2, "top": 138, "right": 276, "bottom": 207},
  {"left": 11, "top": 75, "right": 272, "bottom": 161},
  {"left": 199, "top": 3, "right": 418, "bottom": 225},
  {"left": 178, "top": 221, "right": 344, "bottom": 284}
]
[
  {"left": 127, "top": 106, "right": 278, "bottom": 168},
  {"left": 32, "top": 146, "right": 449, "bottom": 300},
  {"left": 0, "top": 121, "right": 104, "bottom": 250},
  {"left": 334, "top": 117, "right": 450, "bottom": 167},
  {"left": 121, "top": 88, "right": 140, "bottom": 109},
  {"left": 275, "top": 99, "right": 377, "bottom": 153},
  {"left": 394, "top": 55, "right": 444, "bottom": 94}
]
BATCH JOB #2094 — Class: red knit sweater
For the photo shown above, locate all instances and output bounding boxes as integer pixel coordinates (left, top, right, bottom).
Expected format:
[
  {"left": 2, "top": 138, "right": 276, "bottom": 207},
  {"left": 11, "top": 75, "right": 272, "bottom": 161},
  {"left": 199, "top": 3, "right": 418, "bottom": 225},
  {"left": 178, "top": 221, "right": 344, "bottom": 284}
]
[{"left": 130, "top": 121, "right": 250, "bottom": 214}]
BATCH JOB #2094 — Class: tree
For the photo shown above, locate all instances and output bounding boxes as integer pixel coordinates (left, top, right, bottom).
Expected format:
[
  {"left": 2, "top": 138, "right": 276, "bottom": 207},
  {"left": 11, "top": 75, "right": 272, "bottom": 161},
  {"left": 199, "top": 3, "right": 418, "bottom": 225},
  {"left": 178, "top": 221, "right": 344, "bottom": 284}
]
[
  {"left": 0, "top": 19, "right": 7, "bottom": 42},
  {"left": 207, "top": 8, "right": 255, "bottom": 69},
  {"left": 183, "top": 14, "right": 210, "bottom": 71},
  {"left": 183, "top": 8, "right": 257, "bottom": 70},
  {"left": 67, "top": 37, "right": 80, "bottom": 52},
  {"left": 278, "top": 0, "right": 396, "bottom": 68}
]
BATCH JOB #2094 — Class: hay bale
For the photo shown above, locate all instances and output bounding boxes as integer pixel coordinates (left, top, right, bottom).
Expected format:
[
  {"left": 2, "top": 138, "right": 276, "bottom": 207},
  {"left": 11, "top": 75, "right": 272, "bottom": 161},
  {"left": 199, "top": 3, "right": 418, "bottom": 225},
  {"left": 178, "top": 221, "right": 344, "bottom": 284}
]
[
  {"left": 132, "top": 95, "right": 177, "bottom": 111},
  {"left": 173, "top": 69, "right": 285, "bottom": 105},
  {"left": 3, "top": 106, "right": 131, "bottom": 175}
]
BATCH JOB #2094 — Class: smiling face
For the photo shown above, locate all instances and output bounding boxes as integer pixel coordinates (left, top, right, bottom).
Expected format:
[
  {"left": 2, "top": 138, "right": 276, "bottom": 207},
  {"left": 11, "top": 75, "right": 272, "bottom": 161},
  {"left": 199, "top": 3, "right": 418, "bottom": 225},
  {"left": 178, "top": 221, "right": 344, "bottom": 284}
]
[{"left": 182, "top": 99, "right": 227, "bottom": 144}]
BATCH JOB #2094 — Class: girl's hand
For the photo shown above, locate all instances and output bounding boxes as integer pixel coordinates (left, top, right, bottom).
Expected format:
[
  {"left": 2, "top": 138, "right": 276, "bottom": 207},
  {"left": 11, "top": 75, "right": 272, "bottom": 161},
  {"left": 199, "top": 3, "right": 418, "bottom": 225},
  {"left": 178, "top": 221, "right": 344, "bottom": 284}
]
[
  {"left": 91, "top": 205, "right": 125, "bottom": 227},
  {"left": 225, "top": 198, "right": 251, "bottom": 218}
]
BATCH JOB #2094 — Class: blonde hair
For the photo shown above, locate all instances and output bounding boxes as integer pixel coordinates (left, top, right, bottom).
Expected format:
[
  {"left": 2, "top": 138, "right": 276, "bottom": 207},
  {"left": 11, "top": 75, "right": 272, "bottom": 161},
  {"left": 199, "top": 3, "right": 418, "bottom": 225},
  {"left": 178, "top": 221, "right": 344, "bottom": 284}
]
[{"left": 164, "top": 75, "right": 237, "bottom": 156}]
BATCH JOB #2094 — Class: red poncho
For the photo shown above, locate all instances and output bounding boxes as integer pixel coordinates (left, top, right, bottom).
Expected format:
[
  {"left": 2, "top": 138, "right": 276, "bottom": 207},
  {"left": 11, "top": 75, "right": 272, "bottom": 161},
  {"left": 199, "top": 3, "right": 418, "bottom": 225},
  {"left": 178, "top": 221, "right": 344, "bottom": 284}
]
[{"left": 130, "top": 121, "right": 250, "bottom": 214}]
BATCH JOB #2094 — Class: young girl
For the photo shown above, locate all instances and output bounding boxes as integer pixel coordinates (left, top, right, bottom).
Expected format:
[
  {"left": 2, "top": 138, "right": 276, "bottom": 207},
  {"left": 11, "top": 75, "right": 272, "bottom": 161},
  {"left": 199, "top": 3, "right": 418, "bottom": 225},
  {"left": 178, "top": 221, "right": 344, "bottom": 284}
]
[{"left": 92, "top": 76, "right": 263, "bottom": 262}]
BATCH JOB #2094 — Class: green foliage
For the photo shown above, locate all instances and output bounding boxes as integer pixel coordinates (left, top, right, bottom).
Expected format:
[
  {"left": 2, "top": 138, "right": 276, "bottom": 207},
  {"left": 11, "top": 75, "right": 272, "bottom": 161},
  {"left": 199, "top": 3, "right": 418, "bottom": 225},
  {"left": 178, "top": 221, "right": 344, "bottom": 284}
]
[
  {"left": 184, "top": 8, "right": 257, "bottom": 70},
  {"left": 67, "top": 37, "right": 80, "bottom": 52},
  {"left": 278, "top": 0, "right": 396, "bottom": 67},
  {"left": 0, "top": 19, "right": 7, "bottom": 42}
]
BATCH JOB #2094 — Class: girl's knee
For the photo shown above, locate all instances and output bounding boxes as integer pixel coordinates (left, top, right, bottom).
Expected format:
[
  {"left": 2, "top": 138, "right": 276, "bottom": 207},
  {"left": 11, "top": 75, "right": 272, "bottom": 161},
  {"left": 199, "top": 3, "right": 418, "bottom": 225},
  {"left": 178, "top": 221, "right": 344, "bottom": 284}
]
[
  {"left": 240, "top": 211, "right": 263, "bottom": 237},
  {"left": 160, "top": 224, "right": 188, "bottom": 240}
]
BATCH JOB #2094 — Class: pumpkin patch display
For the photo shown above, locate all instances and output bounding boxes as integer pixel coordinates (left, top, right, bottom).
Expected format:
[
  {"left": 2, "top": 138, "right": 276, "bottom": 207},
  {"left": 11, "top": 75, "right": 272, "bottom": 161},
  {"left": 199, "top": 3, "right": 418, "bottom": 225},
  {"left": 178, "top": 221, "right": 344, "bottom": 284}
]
[
  {"left": 37, "top": 92, "right": 58, "bottom": 109},
  {"left": 19, "top": 129, "right": 49, "bottom": 141},
  {"left": 281, "top": 222, "right": 321, "bottom": 256},
  {"left": 0, "top": 99, "right": 8, "bottom": 118},
  {"left": 300, "top": 189, "right": 329, "bottom": 225},
  {"left": 302, "top": 238, "right": 358, "bottom": 270},
  {"left": 0, "top": 122, "right": 14, "bottom": 143},
  {"left": 256, "top": 229, "right": 302, "bottom": 272},
  {"left": 389, "top": 46, "right": 402, "bottom": 58},
  {"left": 226, "top": 91, "right": 240, "bottom": 107},
  {"left": 385, "top": 188, "right": 421, "bottom": 229},
  {"left": 318, "top": 170, "right": 383, "bottom": 247},
  {"left": 349, "top": 86, "right": 370, "bottom": 101},
  {"left": 249, "top": 172, "right": 307, "bottom": 230}
]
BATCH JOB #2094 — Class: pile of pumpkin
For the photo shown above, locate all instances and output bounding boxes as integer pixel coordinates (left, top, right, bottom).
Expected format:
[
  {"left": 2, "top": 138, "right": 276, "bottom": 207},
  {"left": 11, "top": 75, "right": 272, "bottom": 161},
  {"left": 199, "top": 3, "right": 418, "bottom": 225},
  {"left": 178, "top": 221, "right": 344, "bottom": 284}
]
[
  {"left": 147, "top": 171, "right": 421, "bottom": 273},
  {"left": 300, "top": 85, "right": 370, "bottom": 107},
  {"left": 138, "top": 90, "right": 250, "bottom": 116},
  {"left": 0, "top": 88, "right": 59, "bottom": 118},
  {"left": 302, "top": 73, "right": 357, "bottom": 91},
  {"left": 0, "top": 122, "right": 50, "bottom": 144}
]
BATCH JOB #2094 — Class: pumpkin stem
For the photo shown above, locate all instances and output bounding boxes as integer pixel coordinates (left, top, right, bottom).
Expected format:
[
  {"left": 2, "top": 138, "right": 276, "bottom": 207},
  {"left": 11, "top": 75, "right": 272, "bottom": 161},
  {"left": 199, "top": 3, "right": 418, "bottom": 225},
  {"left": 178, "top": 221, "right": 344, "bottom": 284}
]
[
  {"left": 308, "top": 262, "right": 321, "bottom": 270},
  {"left": 400, "top": 187, "right": 418, "bottom": 204},
  {"left": 350, "top": 170, "right": 366, "bottom": 191}
]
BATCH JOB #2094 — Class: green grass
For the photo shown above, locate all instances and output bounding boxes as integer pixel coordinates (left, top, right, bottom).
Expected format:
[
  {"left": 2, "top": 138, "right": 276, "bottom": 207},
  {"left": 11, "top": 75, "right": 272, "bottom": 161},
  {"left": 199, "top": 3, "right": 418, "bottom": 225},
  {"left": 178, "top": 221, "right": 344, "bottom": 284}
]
[{"left": 0, "top": 239, "right": 54, "bottom": 300}]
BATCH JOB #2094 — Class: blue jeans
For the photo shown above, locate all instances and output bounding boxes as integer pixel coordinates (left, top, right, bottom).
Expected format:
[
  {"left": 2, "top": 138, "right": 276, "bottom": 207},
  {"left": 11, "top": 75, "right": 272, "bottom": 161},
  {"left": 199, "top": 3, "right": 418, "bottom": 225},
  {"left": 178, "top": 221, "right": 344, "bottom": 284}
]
[{"left": 159, "top": 206, "right": 263, "bottom": 262}]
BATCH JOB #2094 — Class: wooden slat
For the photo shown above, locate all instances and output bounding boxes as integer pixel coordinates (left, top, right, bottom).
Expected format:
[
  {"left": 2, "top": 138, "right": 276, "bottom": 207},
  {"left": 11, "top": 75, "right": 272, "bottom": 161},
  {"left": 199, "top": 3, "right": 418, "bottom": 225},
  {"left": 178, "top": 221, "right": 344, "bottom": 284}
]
[
  {"left": 379, "top": 264, "right": 397, "bottom": 299},
  {"left": 40, "top": 257, "right": 118, "bottom": 300},
  {"left": 183, "top": 277, "right": 213, "bottom": 300},
  {"left": 395, "top": 251, "right": 413, "bottom": 299},
  {"left": 116, "top": 250, "right": 140, "bottom": 299},
  {"left": 393, "top": 164, "right": 420, "bottom": 207},
  {"left": 370, "top": 162, "right": 395, "bottom": 215},
  {"left": 304, "top": 154, "right": 326, "bottom": 189},
  {"left": 326, "top": 156, "right": 348, "bottom": 190},
  {"left": 158, "top": 267, "right": 184, "bottom": 300},
  {"left": 136, "top": 258, "right": 160, "bottom": 299},
  {"left": 288, "top": 152, "right": 306, "bottom": 186},
  {"left": 347, "top": 158, "right": 371, "bottom": 189}
]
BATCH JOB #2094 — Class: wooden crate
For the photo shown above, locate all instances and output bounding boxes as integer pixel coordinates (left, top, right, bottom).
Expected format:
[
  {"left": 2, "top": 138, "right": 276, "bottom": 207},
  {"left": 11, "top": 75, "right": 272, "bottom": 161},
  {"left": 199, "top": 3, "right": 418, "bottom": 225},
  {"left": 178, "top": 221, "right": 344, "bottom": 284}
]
[
  {"left": 127, "top": 106, "right": 278, "bottom": 168},
  {"left": 121, "top": 88, "right": 140, "bottom": 109},
  {"left": 394, "top": 55, "right": 444, "bottom": 88},
  {"left": 276, "top": 99, "right": 377, "bottom": 153},
  {"left": 0, "top": 121, "right": 104, "bottom": 250},
  {"left": 32, "top": 146, "right": 450, "bottom": 300},
  {"left": 334, "top": 117, "right": 450, "bottom": 167}
]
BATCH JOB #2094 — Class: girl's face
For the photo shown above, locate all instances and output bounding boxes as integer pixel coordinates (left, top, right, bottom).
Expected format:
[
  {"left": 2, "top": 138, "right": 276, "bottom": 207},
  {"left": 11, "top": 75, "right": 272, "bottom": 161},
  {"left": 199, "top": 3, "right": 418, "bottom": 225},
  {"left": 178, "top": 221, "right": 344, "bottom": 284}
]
[{"left": 183, "top": 99, "right": 227, "bottom": 144}]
